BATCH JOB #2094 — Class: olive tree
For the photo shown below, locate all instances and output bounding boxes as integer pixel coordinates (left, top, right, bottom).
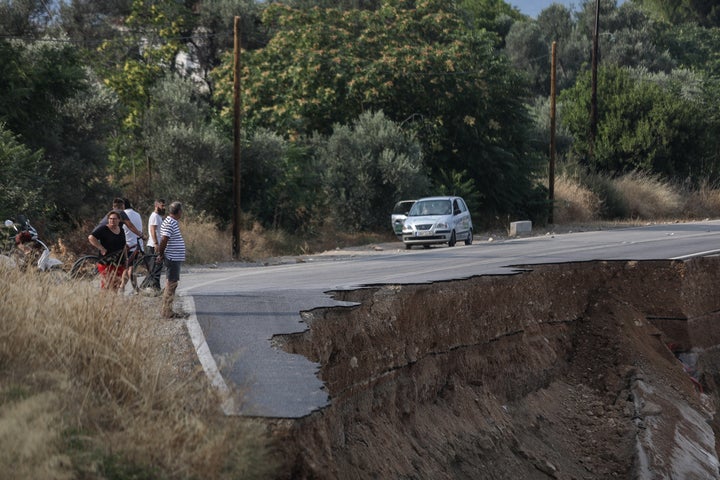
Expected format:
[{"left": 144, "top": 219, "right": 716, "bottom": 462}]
[
  {"left": 0, "top": 124, "right": 46, "bottom": 223},
  {"left": 317, "top": 111, "right": 428, "bottom": 231},
  {"left": 560, "top": 66, "right": 720, "bottom": 181},
  {"left": 142, "top": 74, "right": 232, "bottom": 221}
]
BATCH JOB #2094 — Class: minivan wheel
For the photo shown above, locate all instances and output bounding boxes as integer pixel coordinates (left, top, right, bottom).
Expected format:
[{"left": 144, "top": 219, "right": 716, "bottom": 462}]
[
  {"left": 448, "top": 231, "right": 456, "bottom": 247},
  {"left": 465, "top": 229, "right": 473, "bottom": 245}
]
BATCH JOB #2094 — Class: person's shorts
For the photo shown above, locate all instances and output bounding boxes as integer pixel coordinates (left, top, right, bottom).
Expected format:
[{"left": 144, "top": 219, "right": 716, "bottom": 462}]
[
  {"left": 97, "top": 263, "right": 126, "bottom": 288},
  {"left": 164, "top": 259, "right": 182, "bottom": 282}
]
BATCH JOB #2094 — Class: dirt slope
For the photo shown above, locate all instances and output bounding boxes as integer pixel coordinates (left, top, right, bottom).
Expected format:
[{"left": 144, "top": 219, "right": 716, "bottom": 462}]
[{"left": 265, "top": 257, "right": 720, "bottom": 479}]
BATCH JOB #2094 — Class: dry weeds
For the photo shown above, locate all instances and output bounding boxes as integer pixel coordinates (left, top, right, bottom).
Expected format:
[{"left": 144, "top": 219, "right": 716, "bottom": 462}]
[
  {"left": 683, "top": 179, "right": 720, "bottom": 219},
  {"left": 553, "top": 173, "right": 601, "bottom": 223},
  {"left": 181, "top": 216, "right": 392, "bottom": 265},
  {"left": 613, "top": 171, "right": 683, "bottom": 219},
  {"left": 551, "top": 170, "right": 711, "bottom": 224},
  {"left": 0, "top": 268, "right": 276, "bottom": 479}
]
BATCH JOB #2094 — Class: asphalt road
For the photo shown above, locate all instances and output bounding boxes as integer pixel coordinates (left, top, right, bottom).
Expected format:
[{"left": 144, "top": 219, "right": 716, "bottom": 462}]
[{"left": 178, "top": 221, "right": 720, "bottom": 418}]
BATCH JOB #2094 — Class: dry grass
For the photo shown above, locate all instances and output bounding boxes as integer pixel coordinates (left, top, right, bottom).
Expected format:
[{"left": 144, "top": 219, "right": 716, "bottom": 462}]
[
  {"left": 613, "top": 171, "right": 683, "bottom": 219},
  {"left": 0, "top": 268, "right": 276, "bottom": 479},
  {"left": 182, "top": 216, "right": 393, "bottom": 264},
  {"left": 182, "top": 216, "right": 234, "bottom": 265},
  {"left": 551, "top": 170, "right": 709, "bottom": 223},
  {"left": 182, "top": 218, "right": 313, "bottom": 264},
  {"left": 553, "top": 173, "right": 602, "bottom": 223},
  {"left": 683, "top": 179, "right": 720, "bottom": 219}
]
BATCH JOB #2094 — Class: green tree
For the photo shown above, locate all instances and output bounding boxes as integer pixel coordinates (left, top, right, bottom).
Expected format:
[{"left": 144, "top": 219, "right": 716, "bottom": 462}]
[
  {"left": 505, "top": 20, "right": 549, "bottom": 95},
  {"left": 214, "top": 0, "right": 542, "bottom": 222},
  {"left": 242, "top": 130, "right": 321, "bottom": 231},
  {"left": 0, "top": 39, "right": 113, "bottom": 225},
  {"left": 0, "top": 40, "right": 87, "bottom": 150},
  {"left": 317, "top": 110, "right": 428, "bottom": 231},
  {"left": 189, "top": 0, "right": 268, "bottom": 95},
  {"left": 506, "top": 1, "right": 675, "bottom": 98},
  {"left": 275, "top": 0, "right": 382, "bottom": 10},
  {"left": 98, "top": 0, "right": 189, "bottom": 130},
  {"left": 96, "top": 0, "right": 193, "bottom": 184},
  {"left": 658, "top": 23, "right": 720, "bottom": 75},
  {"left": 560, "top": 66, "right": 720, "bottom": 181},
  {"left": 634, "top": 0, "right": 720, "bottom": 27},
  {"left": 54, "top": 79, "right": 120, "bottom": 220},
  {"left": 0, "top": 123, "right": 47, "bottom": 223},
  {"left": 457, "top": 0, "right": 525, "bottom": 41},
  {"left": 0, "top": 0, "right": 56, "bottom": 37},
  {"left": 585, "top": 1, "right": 674, "bottom": 72},
  {"left": 58, "top": 0, "right": 133, "bottom": 53},
  {"left": 142, "top": 74, "right": 232, "bottom": 221}
]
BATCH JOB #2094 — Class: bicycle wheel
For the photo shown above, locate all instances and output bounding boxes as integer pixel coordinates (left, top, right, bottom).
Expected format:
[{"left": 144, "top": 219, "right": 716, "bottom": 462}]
[
  {"left": 131, "top": 253, "right": 158, "bottom": 292},
  {"left": 69, "top": 255, "right": 100, "bottom": 281}
]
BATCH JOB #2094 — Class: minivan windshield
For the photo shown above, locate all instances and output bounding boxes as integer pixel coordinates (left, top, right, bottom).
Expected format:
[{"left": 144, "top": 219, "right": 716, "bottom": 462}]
[{"left": 409, "top": 200, "right": 452, "bottom": 216}]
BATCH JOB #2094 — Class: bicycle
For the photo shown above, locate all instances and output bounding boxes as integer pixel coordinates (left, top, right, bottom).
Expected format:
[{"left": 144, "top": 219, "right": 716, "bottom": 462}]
[
  {"left": 125, "top": 248, "right": 161, "bottom": 293},
  {"left": 69, "top": 248, "right": 159, "bottom": 293}
]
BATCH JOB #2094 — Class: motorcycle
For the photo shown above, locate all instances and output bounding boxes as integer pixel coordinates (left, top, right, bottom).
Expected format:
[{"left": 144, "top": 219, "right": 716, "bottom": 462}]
[{"left": 1, "top": 214, "right": 63, "bottom": 271}]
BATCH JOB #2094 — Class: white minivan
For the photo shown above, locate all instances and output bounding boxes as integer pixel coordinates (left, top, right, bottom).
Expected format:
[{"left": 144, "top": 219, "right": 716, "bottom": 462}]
[{"left": 401, "top": 196, "right": 473, "bottom": 249}]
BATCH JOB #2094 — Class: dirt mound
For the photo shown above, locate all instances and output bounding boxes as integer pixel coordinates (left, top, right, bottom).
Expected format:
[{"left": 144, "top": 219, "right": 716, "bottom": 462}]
[{"left": 268, "top": 258, "right": 720, "bottom": 479}]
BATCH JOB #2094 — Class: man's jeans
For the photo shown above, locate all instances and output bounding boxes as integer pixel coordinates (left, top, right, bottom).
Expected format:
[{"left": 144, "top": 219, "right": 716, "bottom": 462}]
[{"left": 146, "top": 245, "right": 162, "bottom": 290}]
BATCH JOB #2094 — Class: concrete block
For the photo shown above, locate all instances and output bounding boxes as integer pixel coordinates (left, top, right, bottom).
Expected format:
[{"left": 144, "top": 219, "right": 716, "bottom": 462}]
[{"left": 509, "top": 220, "right": 532, "bottom": 237}]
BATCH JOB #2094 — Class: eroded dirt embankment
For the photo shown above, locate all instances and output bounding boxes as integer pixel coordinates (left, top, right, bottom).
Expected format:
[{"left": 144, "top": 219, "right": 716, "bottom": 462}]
[{"left": 269, "top": 257, "right": 720, "bottom": 479}]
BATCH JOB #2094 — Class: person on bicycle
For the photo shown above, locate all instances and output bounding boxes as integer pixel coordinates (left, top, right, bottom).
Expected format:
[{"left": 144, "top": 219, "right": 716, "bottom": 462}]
[
  {"left": 96, "top": 197, "right": 146, "bottom": 242},
  {"left": 88, "top": 211, "right": 128, "bottom": 291}
]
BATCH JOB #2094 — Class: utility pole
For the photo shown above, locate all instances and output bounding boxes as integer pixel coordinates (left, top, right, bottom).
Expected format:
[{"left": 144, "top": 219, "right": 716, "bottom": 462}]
[
  {"left": 232, "top": 16, "right": 242, "bottom": 259},
  {"left": 589, "top": 0, "right": 600, "bottom": 160},
  {"left": 549, "top": 41, "right": 557, "bottom": 224}
]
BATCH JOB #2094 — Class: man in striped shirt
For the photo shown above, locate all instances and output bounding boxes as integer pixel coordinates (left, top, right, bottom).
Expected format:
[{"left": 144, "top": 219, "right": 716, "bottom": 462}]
[{"left": 156, "top": 201, "right": 187, "bottom": 318}]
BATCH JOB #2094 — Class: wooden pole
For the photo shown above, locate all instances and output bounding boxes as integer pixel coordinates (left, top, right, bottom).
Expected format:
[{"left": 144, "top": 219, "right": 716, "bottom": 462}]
[
  {"left": 232, "top": 16, "right": 242, "bottom": 259},
  {"left": 549, "top": 41, "right": 557, "bottom": 224},
  {"left": 589, "top": 0, "right": 600, "bottom": 160}
]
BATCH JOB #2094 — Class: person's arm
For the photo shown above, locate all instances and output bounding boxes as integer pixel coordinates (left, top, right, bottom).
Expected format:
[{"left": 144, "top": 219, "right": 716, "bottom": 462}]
[
  {"left": 127, "top": 221, "right": 144, "bottom": 239},
  {"left": 155, "top": 235, "right": 168, "bottom": 263},
  {"left": 88, "top": 234, "right": 107, "bottom": 256},
  {"left": 119, "top": 211, "right": 145, "bottom": 240}
]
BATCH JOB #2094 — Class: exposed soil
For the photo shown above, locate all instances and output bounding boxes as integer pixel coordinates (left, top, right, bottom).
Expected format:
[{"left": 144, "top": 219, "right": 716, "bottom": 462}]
[{"left": 263, "top": 257, "right": 720, "bottom": 479}]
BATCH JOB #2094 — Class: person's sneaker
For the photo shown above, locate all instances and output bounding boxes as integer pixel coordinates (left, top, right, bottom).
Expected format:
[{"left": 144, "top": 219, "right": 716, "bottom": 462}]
[{"left": 142, "top": 287, "right": 162, "bottom": 297}]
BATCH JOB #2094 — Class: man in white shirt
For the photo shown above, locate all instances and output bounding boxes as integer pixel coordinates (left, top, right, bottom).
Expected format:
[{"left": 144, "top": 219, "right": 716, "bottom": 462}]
[
  {"left": 123, "top": 198, "right": 143, "bottom": 251},
  {"left": 120, "top": 198, "right": 143, "bottom": 292},
  {"left": 145, "top": 198, "right": 165, "bottom": 292}
]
